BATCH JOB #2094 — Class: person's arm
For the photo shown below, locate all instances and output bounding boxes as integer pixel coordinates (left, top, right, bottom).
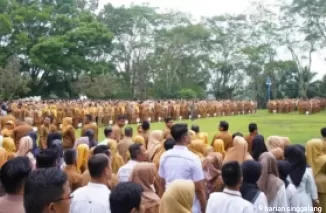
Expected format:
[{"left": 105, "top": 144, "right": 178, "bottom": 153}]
[
  {"left": 158, "top": 156, "right": 166, "bottom": 194},
  {"left": 192, "top": 158, "right": 207, "bottom": 213}
]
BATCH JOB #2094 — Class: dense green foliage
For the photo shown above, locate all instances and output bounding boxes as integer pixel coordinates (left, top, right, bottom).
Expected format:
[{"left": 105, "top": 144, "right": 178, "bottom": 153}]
[{"left": 0, "top": 0, "right": 325, "bottom": 105}]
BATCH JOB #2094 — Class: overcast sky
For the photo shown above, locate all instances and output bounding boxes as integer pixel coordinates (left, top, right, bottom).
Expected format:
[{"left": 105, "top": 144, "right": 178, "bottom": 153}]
[{"left": 99, "top": 0, "right": 326, "bottom": 78}]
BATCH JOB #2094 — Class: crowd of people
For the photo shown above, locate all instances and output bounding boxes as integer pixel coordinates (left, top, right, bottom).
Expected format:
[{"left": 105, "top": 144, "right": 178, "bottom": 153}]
[{"left": 0, "top": 113, "right": 325, "bottom": 213}]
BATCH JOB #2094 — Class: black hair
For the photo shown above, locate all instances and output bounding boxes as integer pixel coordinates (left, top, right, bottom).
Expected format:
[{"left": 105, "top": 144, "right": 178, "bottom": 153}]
[
  {"left": 93, "top": 145, "right": 111, "bottom": 158},
  {"left": 88, "top": 154, "right": 109, "bottom": 178},
  {"left": 117, "top": 115, "right": 125, "bottom": 121},
  {"left": 104, "top": 126, "right": 113, "bottom": 137},
  {"left": 221, "top": 161, "right": 242, "bottom": 187},
  {"left": 249, "top": 123, "right": 258, "bottom": 133},
  {"left": 141, "top": 121, "right": 150, "bottom": 131},
  {"left": 85, "top": 114, "right": 92, "bottom": 121},
  {"left": 164, "top": 138, "right": 176, "bottom": 151},
  {"left": 124, "top": 127, "right": 133, "bottom": 137},
  {"left": 321, "top": 127, "right": 326, "bottom": 138},
  {"left": 110, "top": 182, "right": 143, "bottom": 213},
  {"left": 36, "top": 149, "right": 57, "bottom": 168},
  {"left": 164, "top": 116, "right": 173, "bottom": 124},
  {"left": 63, "top": 149, "right": 76, "bottom": 165},
  {"left": 219, "top": 121, "right": 229, "bottom": 131},
  {"left": 171, "top": 123, "right": 188, "bottom": 142},
  {"left": 24, "top": 168, "right": 67, "bottom": 213},
  {"left": 191, "top": 124, "right": 200, "bottom": 133},
  {"left": 0, "top": 157, "right": 32, "bottom": 194},
  {"left": 46, "top": 132, "right": 62, "bottom": 148},
  {"left": 232, "top": 132, "right": 243, "bottom": 139},
  {"left": 129, "top": 143, "right": 142, "bottom": 160}
]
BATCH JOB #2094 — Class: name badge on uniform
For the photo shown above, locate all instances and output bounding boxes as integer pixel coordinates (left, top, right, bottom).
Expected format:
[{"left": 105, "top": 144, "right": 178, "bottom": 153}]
[{"left": 109, "top": 120, "right": 113, "bottom": 125}]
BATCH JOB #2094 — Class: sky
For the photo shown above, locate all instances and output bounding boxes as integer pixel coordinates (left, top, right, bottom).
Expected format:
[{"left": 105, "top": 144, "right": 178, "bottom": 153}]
[{"left": 99, "top": 0, "right": 326, "bottom": 78}]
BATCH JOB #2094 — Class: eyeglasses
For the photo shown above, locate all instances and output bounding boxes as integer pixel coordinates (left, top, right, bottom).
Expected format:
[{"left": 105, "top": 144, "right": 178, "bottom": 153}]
[{"left": 53, "top": 194, "right": 73, "bottom": 202}]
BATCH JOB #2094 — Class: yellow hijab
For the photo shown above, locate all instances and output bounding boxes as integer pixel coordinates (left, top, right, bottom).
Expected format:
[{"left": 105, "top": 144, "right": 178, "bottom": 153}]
[
  {"left": 306, "top": 139, "right": 326, "bottom": 177},
  {"left": 147, "top": 130, "right": 163, "bottom": 161},
  {"left": 62, "top": 117, "right": 73, "bottom": 133},
  {"left": 160, "top": 180, "right": 195, "bottom": 213},
  {"left": 212, "top": 139, "right": 225, "bottom": 157},
  {"left": 0, "top": 147, "right": 8, "bottom": 168},
  {"left": 133, "top": 135, "right": 146, "bottom": 146},
  {"left": 2, "top": 137, "right": 16, "bottom": 160},
  {"left": 198, "top": 132, "right": 209, "bottom": 145},
  {"left": 107, "top": 139, "right": 125, "bottom": 173},
  {"left": 77, "top": 144, "right": 90, "bottom": 173}
]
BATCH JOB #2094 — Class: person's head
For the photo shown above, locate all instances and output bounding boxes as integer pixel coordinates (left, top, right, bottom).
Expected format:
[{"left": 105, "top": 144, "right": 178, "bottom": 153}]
[
  {"left": 232, "top": 132, "right": 243, "bottom": 139},
  {"left": 321, "top": 127, "right": 326, "bottom": 138},
  {"left": 36, "top": 149, "right": 57, "bottom": 168},
  {"left": 5, "top": 120, "right": 14, "bottom": 129},
  {"left": 171, "top": 123, "right": 190, "bottom": 145},
  {"left": 241, "top": 160, "right": 262, "bottom": 184},
  {"left": 191, "top": 124, "right": 200, "bottom": 133},
  {"left": 63, "top": 149, "right": 76, "bottom": 166},
  {"left": 219, "top": 121, "right": 229, "bottom": 131},
  {"left": 43, "top": 116, "right": 52, "bottom": 125},
  {"left": 164, "top": 138, "right": 176, "bottom": 151},
  {"left": 24, "top": 117, "right": 34, "bottom": 126},
  {"left": 129, "top": 143, "right": 147, "bottom": 162},
  {"left": 84, "top": 129, "right": 94, "bottom": 140},
  {"left": 124, "top": 127, "right": 133, "bottom": 138},
  {"left": 110, "top": 182, "right": 143, "bottom": 213},
  {"left": 88, "top": 154, "right": 111, "bottom": 182},
  {"left": 221, "top": 161, "right": 242, "bottom": 190},
  {"left": 84, "top": 114, "right": 92, "bottom": 124},
  {"left": 24, "top": 168, "right": 70, "bottom": 213},
  {"left": 249, "top": 123, "right": 258, "bottom": 134},
  {"left": 93, "top": 145, "right": 111, "bottom": 157},
  {"left": 164, "top": 116, "right": 174, "bottom": 129},
  {"left": 141, "top": 121, "right": 150, "bottom": 131},
  {"left": 104, "top": 126, "right": 113, "bottom": 138},
  {"left": 0, "top": 156, "right": 32, "bottom": 195},
  {"left": 116, "top": 115, "right": 125, "bottom": 127},
  {"left": 277, "top": 160, "right": 290, "bottom": 185}
]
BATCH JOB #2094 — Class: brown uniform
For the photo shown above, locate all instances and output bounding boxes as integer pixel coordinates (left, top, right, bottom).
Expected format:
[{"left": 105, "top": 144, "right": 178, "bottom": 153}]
[
  {"left": 0, "top": 114, "right": 16, "bottom": 130},
  {"left": 63, "top": 165, "right": 83, "bottom": 192},
  {"left": 117, "top": 137, "right": 133, "bottom": 162},
  {"left": 38, "top": 124, "right": 57, "bottom": 150},
  {"left": 81, "top": 123, "right": 98, "bottom": 141},
  {"left": 112, "top": 124, "right": 124, "bottom": 142},
  {"left": 62, "top": 127, "right": 76, "bottom": 149},
  {"left": 212, "top": 131, "right": 233, "bottom": 151},
  {"left": 13, "top": 122, "right": 33, "bottom": 149}
]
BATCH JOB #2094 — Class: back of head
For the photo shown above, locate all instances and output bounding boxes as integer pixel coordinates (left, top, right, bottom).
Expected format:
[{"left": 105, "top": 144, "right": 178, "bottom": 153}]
[
  {"left": 24, "top": 168, "right": 67, "bottom": 213},
  {"left": 232, "top": 132, "right": 243, "bottom": 139},
  {"left": 219, "top": 121, "right": 229, "bottom": 131},
  {"left": 88, "top": 154, "right": 109, "bottom": 178},
  {"left": 221, "top": 161, "right": 242, "bottom": 188},
  {"left": 171, "top": 123, "right": 188, "bottom": 142},
  {"left": 248, "top": 123, "right": 258, "bottom": 133},
  {"left": 277, "top": 160, "right": 290, "bottom": 182},
  {"left": 93, "top": 145, "right": 111, "bottom": 157},
  {"left": 63, "top": 149, "right": 76, "bottom": 165},
  {"left": 141, "top": 121, "right": 150, "bottom": 131},
  {"left": 164, "top": 138, "right": 176, "bottom": 151},
  {"left": 191, "top": 124, "right": 199, "bottom": 133},
  {"left": 129, "top": 143, "right": 142, "bottom": 160},
  {"left": 104, "top": 126, "right": 113, "bottom": 137},
  {"left": 36, "top": 149, "right": 57, "bottom": 168},
  {"left": 0, "top": 156, "right": 32, "bottom": 194},
  {"left": 124, "top": 127, "right": 133, "bottom": 137},
  {"left": 164, "top": 116, "right": 173, "bottom": 124},
  {"left": 85, "top": 114, "right": 92, "bottom": 122},
  {"left": 110, "top": 182, "right": 143, "bottom": 213},
  {"left": 241, "top": 160, "right": 262, "bottom": 184},
  {"left": 321, "top": 127, "right": 326, "bottom": 138}
]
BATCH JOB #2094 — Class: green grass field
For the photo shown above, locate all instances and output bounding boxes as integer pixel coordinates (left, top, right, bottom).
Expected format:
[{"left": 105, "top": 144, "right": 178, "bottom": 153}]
[{"left": 79, "top": 110, "right": 326, "bottom": 145}]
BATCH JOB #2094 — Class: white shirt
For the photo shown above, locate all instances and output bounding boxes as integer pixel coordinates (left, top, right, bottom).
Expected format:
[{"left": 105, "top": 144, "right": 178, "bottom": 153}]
[
  {"left": 117, "top": 160, "right": 138, "bottom": 182},
  {"left": 206, "top": 188, "right": 254, "bottom": 213},
  {"left": 159, "top": 145, "right": 204, "bottom": 213},
  {"left": 286, "top": 184, "right": 300, "bottom": 213},
  {"left": 268, "top": 185, "right": 288, "bottom": 213},
  {"left": 253, "top": 192, "right": 268, "bottom": 213},
  {"left": 70, "top": 182, "right": 111, "bottom": 213}
]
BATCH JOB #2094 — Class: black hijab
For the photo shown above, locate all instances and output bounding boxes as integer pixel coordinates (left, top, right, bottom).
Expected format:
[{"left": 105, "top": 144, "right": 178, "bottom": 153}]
[
  {"left": 277, "top": 160, "right": 290, "bottom": 188},
  {"left": 294, "top": 144, "right": 310, "bottom": 168},
  {"left": 251, "top": 135, "right": 267, "bottom": 161},
  {"left": 240, "top": 160, "right": 262, "bottom": 203},
  {"left": 84, "top": 129, "right": 97, "bottom": 147},
  {"left": 47, "top": 132, "right": 62, "bottom": 148},
  {"left": 284, "top": 145, "right": 306, "bottom": 187}
]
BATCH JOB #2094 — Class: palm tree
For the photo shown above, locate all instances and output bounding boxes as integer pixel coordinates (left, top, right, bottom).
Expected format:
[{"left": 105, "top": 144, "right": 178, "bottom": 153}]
[{"left": 293, "top": 66, "right": 318, "bottom": 99}]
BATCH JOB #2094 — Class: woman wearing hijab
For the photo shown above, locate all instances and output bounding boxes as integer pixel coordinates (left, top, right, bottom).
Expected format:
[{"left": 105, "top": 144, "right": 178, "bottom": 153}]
[
  {"left": 223, "top": 136, "right": 252, "bottom": 165},
  {"left": 28, "top": 131, "right": 40, "bottom": 158},
  {"left": 188, "top": 130, "right": 205, "bottom": 159},
  {"left": 277, "top": 160, "right": 299, "bottom": 213},
  {"left": 285, "top": 145, "right": 318, "bottom": 212},
  {"left": 108, "top": 139, "right": 125, "bottom": 174},
  {"left": 1, "top": 120, "right": 14, "bottom": 138},
  {"left": 83, "top": 129, "right": 97, "bottom": 147},
  {"left": 47, "top": 131, "right": 62, "bottom": 149},
  {"left": 62, "top": 117, "right": 76, "bottom": 150},
  {"left": 0, "top": 147, "right": 7, "bottom": 168},
  {"left": 147, "top": 130, "right": 163, "bottom": 161},
  {"left": 2, "top": 137, "right": 16, "bottom": 160},
  {"left": 76, "top": 143, "right": 90, "bottom": 173},
  {"left": 159, "top": 179, "right": 195, "bottom": 213},
  {"left": 16, "top": 136, "right": 36, "bottom": 169},
  {"left": 251, "top": 135, "right": 267, "bottom": 161},
  {"left": 266, "top": 136, "right": 285, "bottom": 160},
  {"left": 129, "top": 163, "right": 160, "bottom": 213},
  {"left": 50, "top": 139, "right": 64, "bottom": 169},
  {"left": 133, "top": 135, "right": 146, "bottom": 146},
  {"left": 211, "top": 138, "right": 225, "bottom": 157},
  {"left": 241, "top": 160, "right": 268, "bottom": 209},
  {"left": 306, "top": 139, "right": 326, "bottom": 211},
  {"left": 202, "top": 152, "right": 223, "bottom": 196},
  {"left": 257, "top": 152, "right": 287, "bottom": 211},
  {"left": 74, "top": 136, "right": 90, "bottom": 149}
]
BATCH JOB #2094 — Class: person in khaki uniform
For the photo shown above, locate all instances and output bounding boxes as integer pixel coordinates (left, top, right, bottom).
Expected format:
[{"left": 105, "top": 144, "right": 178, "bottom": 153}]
[
  {"left": 13, "top": 119, "right": 33, "bottom": 149},
  {"left": 63, "top": 149, "right": 83, "bottom": 192},
  {"left": 118, "top": 127, "right": 134, "bottom": 162},
  {"left": 38, "top": 116, "right": 57, "bottom": 150},
  {"left": 81, "top": 114, "right": 98, "bottom": 142},
  {"left": 62, "top": 117, "right": 76, "bottom": 150},
  {"left": 0, "top": 108, "right": 16, "bottom": 130},
  {"left": 112, "top": 115, "right": 125, "bottom": 142}
]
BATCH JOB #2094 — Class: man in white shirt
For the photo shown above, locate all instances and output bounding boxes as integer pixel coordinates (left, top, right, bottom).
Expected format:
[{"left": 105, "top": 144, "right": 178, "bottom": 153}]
[
  {"left": 117, "top": 143, "right": 147, "bottom": 182},
  {"left": 70, "top": 154, "right": 112, "bottom": 213},
  {"left": 159, "top": 123, "right": 206, "bottom": 213},
  {"left": 206, "top": 161, "right": 254, "bottom": 213}
]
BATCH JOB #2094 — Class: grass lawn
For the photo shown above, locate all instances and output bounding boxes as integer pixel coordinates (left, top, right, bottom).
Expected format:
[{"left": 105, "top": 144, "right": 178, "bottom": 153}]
[{"left": 78, "top": 110, "right": 326, "bottom": 145}]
